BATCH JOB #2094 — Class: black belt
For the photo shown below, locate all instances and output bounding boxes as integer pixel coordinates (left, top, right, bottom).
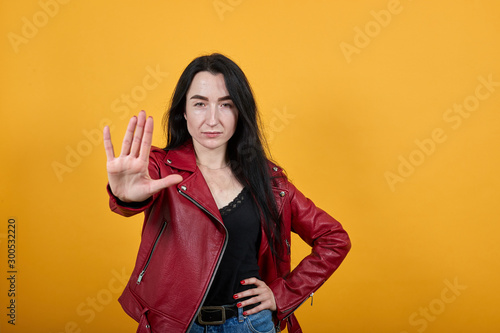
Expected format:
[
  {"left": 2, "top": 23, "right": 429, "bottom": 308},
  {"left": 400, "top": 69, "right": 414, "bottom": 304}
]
[
  {"left": 195, "top": 303, "right": 258, "bottom": 325},
  {"left": 196, "top": 305, "right": 238, "bottom": 325}
]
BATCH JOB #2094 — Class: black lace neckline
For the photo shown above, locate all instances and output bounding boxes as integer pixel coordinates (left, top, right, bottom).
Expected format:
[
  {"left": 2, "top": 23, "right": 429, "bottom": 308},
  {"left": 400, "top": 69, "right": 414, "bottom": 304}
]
[{"left": 219, "top": 187, "right": 247, "bottom": 217}]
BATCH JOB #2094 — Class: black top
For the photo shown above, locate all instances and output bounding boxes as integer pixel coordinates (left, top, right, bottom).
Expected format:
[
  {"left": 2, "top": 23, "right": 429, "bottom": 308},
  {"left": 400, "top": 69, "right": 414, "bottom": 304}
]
[{"left": 204, "top": 187, "right": 262, "bottom": 306}]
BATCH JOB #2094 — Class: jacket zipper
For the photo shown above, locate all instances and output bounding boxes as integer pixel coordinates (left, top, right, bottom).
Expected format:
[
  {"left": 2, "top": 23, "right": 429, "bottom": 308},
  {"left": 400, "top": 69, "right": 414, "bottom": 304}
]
[
  {"left": 137, "top": 221, "right": 168, "bottom": 284},
  {"left": 178, "top": 189, "right": 228, "bottom": 332}
]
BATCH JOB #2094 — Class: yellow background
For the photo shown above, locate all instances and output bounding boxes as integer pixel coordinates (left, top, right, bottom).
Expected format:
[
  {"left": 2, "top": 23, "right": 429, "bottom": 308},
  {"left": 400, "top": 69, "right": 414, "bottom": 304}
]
[{"left": 1, "top": 0, "right": 499, "bottom": 332}]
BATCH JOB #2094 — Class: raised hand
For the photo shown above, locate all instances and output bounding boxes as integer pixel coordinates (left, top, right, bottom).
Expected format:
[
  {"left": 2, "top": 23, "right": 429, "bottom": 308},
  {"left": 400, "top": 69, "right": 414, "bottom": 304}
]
[{"left": 103, "top": 110, "right": 183, "bottom": 203}]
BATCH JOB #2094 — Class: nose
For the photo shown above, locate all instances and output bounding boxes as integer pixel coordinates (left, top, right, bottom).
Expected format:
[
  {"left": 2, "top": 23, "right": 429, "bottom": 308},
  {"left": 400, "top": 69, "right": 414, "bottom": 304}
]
[{"left": 206, "top": 103, "right": 219, "bottom": 126}]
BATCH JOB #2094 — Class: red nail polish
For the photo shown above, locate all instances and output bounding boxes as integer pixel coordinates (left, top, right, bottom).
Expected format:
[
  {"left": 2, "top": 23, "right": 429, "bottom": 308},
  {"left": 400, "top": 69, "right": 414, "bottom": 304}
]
[
  {"left": 240, "top": 280, "right": 245, "bottom": 285},
  {"left": 233, "top": 294, "right": 238, "bottom": 299},
  {"left": 243, "top": 311, "right": 248, "bottom": 316},
  {"left": 237, "top": 303, "right": 242, "bottom": 308}
]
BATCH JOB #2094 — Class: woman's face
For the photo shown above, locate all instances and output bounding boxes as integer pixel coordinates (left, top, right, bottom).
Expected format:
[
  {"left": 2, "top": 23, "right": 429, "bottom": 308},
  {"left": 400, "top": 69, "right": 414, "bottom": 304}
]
[{"left": 185, "top": 71, "right": 238, "bottom": 155}]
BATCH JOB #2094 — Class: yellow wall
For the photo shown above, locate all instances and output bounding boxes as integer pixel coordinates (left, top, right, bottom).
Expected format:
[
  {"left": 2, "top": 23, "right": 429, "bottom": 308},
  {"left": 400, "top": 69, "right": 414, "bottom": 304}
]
[{"left": 1, "top": 0, "right": 499, "bottom": 332}]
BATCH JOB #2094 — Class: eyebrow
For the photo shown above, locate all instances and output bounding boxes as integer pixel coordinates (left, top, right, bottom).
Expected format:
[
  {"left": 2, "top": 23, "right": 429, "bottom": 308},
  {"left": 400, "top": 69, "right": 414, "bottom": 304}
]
[{"left": 189, "top": 94, "right": 232, "bottom": 102}]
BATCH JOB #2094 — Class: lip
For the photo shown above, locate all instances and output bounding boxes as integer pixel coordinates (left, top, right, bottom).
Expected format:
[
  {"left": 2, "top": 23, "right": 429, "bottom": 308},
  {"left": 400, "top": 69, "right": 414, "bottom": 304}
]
[{"left": 202, "top": 131, "right": 222, "bottom": 138}]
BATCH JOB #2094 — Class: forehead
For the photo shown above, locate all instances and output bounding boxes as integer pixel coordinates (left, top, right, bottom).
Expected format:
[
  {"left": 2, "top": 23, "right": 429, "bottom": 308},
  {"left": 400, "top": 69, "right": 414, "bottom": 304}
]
[{"left": 187, "top": 71, "right": 229, "bottom": 98}]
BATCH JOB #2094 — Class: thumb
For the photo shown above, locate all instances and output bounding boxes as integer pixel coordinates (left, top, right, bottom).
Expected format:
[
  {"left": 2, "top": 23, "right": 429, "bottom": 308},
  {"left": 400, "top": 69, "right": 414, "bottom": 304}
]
[{"left": 149, "top": 174, "right": 183, "bottom": 194}]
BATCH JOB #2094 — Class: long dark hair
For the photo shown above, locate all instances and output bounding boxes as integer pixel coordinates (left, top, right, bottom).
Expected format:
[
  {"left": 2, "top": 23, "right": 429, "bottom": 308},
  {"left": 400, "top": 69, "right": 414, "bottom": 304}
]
[{"left": 162, "top": 53, "right": 284, "bottom": 260}]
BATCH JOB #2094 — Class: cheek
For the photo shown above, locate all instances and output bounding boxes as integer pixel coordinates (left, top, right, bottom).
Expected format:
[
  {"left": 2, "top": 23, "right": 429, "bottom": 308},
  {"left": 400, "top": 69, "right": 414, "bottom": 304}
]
[
  {"left": 184, "top": 113, "right": 206, "bottom": 138},
  {"left": 184, "top": 111, "right": 196, "bottom": 126},
  {"left": 222, "top": 114, "right": 237, "bottom": 132},
  {"left": 184, "top": 113, "right": 195, "bottom": 135}
]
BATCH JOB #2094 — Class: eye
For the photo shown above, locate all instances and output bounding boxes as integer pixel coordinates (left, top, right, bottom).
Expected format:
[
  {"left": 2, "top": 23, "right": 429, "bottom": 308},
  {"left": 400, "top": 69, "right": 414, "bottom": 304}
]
[
  {"left": 220, "top": 103, "right": 233, "bottom": 108},
  {"left": 194, "top": 102, "right": 205, "bottom": 107}
]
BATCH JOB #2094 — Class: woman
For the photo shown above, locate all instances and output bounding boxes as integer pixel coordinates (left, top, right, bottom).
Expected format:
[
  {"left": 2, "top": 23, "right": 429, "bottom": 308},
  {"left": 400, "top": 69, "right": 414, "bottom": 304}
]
[{"left": 104, "top": 53, "right": 350, "bottom": 333}]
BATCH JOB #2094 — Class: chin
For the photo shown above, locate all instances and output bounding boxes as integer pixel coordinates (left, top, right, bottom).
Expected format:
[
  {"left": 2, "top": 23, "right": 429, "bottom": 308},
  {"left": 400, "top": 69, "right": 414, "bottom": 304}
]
[{"left": 194, "top": 138, "right": 228, "bottom": 150}]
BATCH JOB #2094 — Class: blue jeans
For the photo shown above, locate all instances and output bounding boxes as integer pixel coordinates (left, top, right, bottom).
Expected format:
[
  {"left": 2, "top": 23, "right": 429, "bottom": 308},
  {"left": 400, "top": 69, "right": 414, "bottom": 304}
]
[{"left": 189, "top": 307, "right": 276, "bottom": 333}]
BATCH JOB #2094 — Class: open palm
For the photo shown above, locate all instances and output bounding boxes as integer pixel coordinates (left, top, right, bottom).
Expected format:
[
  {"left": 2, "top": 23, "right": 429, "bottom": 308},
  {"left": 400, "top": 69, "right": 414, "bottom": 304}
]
[{"left": 103, "top": 111, "right": 182, "bottom": 203}]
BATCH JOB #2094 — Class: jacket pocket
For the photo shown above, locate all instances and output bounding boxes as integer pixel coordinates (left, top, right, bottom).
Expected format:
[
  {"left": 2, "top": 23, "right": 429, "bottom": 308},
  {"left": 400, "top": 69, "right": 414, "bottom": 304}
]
[{"left": 136, "top": 221, "right": 168, "bottom": 285}]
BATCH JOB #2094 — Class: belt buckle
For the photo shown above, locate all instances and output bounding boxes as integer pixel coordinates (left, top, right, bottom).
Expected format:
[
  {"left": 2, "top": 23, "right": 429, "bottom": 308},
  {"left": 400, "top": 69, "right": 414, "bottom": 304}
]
[{"left": 197, "top": 306, "right": 226, "bottom": 325}]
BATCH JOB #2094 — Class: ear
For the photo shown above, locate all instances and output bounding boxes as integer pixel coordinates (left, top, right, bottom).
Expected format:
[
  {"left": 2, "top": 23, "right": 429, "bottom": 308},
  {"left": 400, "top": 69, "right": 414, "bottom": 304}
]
[{"left": 184, "top": 111, "right": 187, "bottom": 120}]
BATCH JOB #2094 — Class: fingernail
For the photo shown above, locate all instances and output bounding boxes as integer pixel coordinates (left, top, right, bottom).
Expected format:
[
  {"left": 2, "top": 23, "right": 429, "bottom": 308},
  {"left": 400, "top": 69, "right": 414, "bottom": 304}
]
[
  {"left": 243, "top": 311, "right": 248, "bottom": 316},
  {"left": 240, "top": 280, "right": 245, "bottom": 285},
  {"left": 233, "top": 294, "right": 238, "bottom": 299},
  {"left": 237, "top": 303, "right": 242, "bottom": 308}
]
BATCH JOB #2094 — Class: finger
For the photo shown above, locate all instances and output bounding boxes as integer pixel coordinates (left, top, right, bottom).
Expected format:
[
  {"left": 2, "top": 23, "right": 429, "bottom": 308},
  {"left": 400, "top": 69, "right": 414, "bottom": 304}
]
[
  {"left": 233, "top": 278, "right": 276, "bottom": 313},
  {"left": 240, "top": 291, "right": 277, "bottom": 314},
  {"left": 241, "top": 277, "right": 261, "bottom": 286},
  {"left": 103, "top": 126, "right": 115, "bottom": 161},
  {"left": 235, "top": 292, "right": 272, "bottom": 315},
  {"left": 233, "top": 279, "right": 262, "bottom": 300},
  {"left": 235, "top": 287, "right": 264, "bottom": 303},
  {"left": 139, "top": 116, "right": 154, "bottom": 163},
  {"left": 120, "top": 116, "right": 138, "bottom": 156},
  {"left": 130, "top": 110, "right": 147, "bottom": 157},
  {"left": 241, "top": 303, "right": 267, "bottom": 316},
  {"left": 149, "top": 174, "right": 183, "bottom": 195}
]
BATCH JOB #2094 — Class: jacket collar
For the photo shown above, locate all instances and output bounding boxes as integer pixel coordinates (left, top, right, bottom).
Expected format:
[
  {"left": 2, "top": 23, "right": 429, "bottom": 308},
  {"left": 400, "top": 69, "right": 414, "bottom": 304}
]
[
  {"left": 162, "top": 139, "right": 288, "bottom": 211},
  {"left": 163, "top": 140, "right": 286, "bottom": 184},
  {"left": 163, "top": 140, "right": 197, "bottom": 172}
]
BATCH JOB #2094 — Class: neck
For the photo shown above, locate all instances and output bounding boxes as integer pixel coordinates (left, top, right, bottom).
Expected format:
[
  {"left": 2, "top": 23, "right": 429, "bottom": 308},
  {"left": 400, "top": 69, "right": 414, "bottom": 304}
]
[{"left": 193, "top": 142, "right": 229, "bottom": 170}]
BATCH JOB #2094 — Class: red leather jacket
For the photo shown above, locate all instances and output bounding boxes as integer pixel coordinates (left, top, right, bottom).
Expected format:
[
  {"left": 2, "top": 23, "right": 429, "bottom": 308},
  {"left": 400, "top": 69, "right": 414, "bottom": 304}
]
[{"left": 108, "top": 141, "right": 350, "bottom": 333}]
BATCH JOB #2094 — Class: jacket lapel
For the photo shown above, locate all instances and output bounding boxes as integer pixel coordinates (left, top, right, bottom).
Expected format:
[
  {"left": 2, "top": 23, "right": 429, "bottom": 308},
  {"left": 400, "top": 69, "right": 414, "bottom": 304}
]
[{"left": 164, "top": 141, "right": 223, "bottom": 223}]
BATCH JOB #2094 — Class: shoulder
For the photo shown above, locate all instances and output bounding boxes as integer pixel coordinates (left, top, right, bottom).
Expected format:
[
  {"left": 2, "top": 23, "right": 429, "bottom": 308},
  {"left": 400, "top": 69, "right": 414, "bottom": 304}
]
[{"left": 267, "top": 160, "right": 290, "bottom": 188}]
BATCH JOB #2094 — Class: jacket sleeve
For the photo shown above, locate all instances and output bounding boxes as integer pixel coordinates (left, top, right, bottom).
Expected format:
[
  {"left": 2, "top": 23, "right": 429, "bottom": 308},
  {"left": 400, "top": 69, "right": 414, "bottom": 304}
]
[
  {"left": 107, "top": 148, "right": 164, "bottom": 217},
  {"left": 269, "top": 181, "right": 351, "bottom": 321}
]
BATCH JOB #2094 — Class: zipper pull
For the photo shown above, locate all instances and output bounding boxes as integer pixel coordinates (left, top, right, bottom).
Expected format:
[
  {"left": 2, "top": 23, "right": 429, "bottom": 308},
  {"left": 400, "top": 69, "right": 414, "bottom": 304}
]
[
  {"left": 137, "top": 271, "right": 145, "bottom": 284},
  {"left": 310, "top": 293, "right": 314, "bottom": 306}
]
